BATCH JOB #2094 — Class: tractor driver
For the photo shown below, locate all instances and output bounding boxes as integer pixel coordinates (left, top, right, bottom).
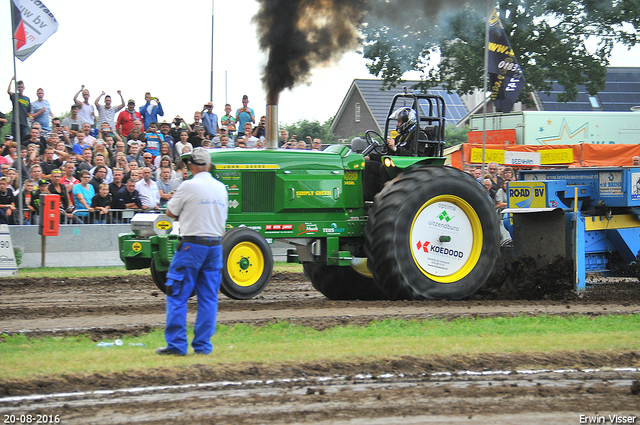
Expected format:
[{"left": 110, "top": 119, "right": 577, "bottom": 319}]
[{"left": 363, "top": 107, "right": 417, "bottom": 201}]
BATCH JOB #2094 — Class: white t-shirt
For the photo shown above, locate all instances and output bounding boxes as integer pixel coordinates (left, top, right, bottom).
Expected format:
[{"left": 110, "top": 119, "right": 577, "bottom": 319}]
[
  {"left": 167, "top": 171, "right": 228, "bottom": 237},
  {"left": 78, "top": 102, "right": 95, "bottom": 126}
]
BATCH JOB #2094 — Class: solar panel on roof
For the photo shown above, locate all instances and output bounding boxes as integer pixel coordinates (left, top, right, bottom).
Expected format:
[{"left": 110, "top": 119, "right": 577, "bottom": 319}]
[{"left": 537, "top": 67, "right": 640, "bottom": 112}]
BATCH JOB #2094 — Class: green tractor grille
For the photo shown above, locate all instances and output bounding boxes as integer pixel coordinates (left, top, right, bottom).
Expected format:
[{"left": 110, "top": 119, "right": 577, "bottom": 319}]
[{"left": 242, "top": 171, "right": 275, "bottom": 212}]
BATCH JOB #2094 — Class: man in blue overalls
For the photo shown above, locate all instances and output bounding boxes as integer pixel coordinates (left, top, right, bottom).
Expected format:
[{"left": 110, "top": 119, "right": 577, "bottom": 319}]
[{"left": 156, "top": 147, "right": 228, "bottom": 356}]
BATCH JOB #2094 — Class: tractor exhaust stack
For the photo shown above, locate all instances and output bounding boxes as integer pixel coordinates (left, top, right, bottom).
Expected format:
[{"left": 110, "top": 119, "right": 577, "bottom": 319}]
[{"left": 266, "top": 104, "right": 278, "bottom": 150}]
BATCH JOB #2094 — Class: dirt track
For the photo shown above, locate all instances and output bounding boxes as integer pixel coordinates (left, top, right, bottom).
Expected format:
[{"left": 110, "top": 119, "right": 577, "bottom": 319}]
[{"left": 1, "top": 273, "right": 640, "bottom": 424}]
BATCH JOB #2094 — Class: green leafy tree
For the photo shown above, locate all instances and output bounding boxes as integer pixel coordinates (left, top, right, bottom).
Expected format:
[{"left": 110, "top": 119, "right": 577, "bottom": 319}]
[
  {"left": 282, "top": 117, "right": 337, "bottom": 144},
  {"left": 362, "top": 0, "right": 640, "bottom": 103},
  {"left": 445, "top": 125, "right": 470, "bottom": 148},
  {"left": 0, "top": 112, "right": 12, "bottom": 141}
]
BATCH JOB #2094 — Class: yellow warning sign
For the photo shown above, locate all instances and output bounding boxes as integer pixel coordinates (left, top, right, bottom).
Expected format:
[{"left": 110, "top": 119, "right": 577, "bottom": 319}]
[{"left": 132, "top": 242, "right": 142, "bottom": 252}]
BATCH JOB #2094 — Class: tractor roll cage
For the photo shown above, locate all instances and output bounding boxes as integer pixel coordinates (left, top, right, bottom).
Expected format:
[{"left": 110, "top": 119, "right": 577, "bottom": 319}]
[{"left": 384, "top": 93, "right": 447, "bottom": 157}]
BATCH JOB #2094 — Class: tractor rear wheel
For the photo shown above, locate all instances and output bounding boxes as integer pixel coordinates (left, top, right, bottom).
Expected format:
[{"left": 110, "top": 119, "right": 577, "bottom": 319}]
[
  {"left": 365, "top": 166, "right": 500, "bottom": 300},
  {"left": 221, "top": 227, "right": 273, "bottom": 300},
  {"left": 303, "top": 262, "right": 387, "bottom": 300}
]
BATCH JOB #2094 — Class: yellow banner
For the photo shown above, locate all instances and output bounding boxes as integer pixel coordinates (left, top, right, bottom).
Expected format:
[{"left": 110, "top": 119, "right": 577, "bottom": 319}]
[
  {"left": 470, "top": 148, "right": 505, "bottom": 164},
  {"left": 540, "top": 149, "right": 574, "bottom": 165}
]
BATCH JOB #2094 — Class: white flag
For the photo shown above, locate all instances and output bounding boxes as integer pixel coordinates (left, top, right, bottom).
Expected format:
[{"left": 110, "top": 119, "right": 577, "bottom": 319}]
[{"left": 12, "top": 0, "right": 59, "bottom": 61}]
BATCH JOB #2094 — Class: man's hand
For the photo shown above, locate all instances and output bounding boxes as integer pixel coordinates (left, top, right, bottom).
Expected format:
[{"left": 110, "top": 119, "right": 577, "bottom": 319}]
[{"left": 387, "top": 137, "right": 396, "bottom": 151}]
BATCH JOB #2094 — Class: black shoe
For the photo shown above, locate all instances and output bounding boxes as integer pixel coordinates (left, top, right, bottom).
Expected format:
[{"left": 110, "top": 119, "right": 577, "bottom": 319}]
[
  {"left": 194, "top": 351, "right": 210, "bottom": 356},
  {"left": 155, "top": 347, "right": 185, "bottom": 356}
]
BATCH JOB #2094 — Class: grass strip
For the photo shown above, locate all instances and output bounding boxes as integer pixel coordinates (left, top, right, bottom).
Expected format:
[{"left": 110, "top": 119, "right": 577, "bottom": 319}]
[{"left": 1, "top": 314, "right": 639, "bottom": 380}]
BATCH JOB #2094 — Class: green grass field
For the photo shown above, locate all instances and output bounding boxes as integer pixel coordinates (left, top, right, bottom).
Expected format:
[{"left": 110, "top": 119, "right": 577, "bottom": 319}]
[{"left": 1, "top": 315, "right": 639, "bottom": 380}]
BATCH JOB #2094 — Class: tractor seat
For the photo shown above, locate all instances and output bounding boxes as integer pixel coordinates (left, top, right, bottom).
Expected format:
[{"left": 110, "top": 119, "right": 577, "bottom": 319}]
[{"left": 417, "top": 125, "right": 444, "bottom": 157}]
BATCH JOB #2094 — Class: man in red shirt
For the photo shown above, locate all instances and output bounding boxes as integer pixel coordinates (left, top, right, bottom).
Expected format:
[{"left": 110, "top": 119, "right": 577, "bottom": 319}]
[{"left": 116, "top": 99, "right": 143, "bottom": 138}]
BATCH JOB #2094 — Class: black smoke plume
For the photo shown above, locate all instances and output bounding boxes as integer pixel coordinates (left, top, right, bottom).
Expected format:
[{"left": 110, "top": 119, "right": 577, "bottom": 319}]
[
  {"left": 255, "top": 0, "right": 365, "bottom": 104},
  {"left": 255, "top": 0, "right": 493, "bottom": 104}
]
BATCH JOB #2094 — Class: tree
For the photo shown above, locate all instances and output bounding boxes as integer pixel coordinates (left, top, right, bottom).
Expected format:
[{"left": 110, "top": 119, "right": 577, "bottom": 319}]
[
  {"left": 445, "top": 125, "right": 469, "bottom": 148},
  {"left": 0, "top": 112, "right": 12, "bottom": 141},
  {"left": 361, "top": 0, "right": 640, "bottom": 104},
  {"left": 282, "top": 117, "right": 337, "bottom": 144}
]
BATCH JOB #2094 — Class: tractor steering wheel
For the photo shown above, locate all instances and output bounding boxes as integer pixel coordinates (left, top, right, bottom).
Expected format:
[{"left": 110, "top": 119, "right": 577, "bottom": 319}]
[{"left": 362, "top": 130, "right": 388, "bottom": 157}]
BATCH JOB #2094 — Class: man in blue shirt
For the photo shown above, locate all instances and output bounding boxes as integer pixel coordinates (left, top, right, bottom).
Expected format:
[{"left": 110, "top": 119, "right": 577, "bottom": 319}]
[
  {"left": 235, "top": 95, "right": 255, "bottom": 138},
  {"left": 201, "top": 102, "right": 218, "bottom": 138},
  {"left": 30, "top": 88, "right": 53, "bottom": 132},
  {"left": 140, "top": 92, "right": 164, "bottom": 129}
]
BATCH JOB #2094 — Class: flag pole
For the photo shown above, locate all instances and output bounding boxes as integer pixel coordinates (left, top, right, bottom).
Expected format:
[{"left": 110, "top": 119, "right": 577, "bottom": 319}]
[
  {"left": 10, "top": 1, "right": 24, "bottom": 225},
  {"left": 482, "top": 1, "right": 491, "bottom": 179}
]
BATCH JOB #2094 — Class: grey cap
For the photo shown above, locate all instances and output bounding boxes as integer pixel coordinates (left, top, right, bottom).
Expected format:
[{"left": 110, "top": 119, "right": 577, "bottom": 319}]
[{"left": 189, "top": 147, "right": 211, "bottom": 166}]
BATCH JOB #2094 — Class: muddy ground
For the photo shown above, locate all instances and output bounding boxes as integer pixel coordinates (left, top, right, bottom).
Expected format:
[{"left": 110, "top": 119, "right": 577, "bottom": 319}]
[{"left": 1, "top": 272, "right": 639, "bottom": 424}]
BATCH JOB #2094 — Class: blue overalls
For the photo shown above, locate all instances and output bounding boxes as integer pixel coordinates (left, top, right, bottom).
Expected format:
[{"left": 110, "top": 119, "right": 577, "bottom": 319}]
[{"left": 165, "top": 237, "right": 222, "bottom": 355}]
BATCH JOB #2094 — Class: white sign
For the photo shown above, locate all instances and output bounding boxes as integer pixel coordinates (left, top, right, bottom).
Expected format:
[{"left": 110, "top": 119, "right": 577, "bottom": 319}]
[
  {"left": 631, "top": 173, "right": 640, "bottom": 200},
  {"left": 504, "top": 151, "right": 541, "bottom": 166},
  {"left": 0, "top": 224, "right": 18, "bottom": 276},
  {"left": 599, "top": 171, "right": 623, "bottom": 196}
]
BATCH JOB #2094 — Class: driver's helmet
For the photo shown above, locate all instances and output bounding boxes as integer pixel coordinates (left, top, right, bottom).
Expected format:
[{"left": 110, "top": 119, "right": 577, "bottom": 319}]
[{"left": 389, "top": 107, "right": 417, "bottom": 135}]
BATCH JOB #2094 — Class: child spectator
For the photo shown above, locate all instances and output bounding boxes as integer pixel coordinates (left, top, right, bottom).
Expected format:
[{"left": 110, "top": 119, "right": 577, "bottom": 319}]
[
  {"left": 29, "top": 179, "right": 51, "bottom": 225},
  {"left": 90, "top": 183, "right": 112, "bottom": 223},
  {"left": 0, "top": 177, "right": 16, "bottom": 224},
  {"left": 20, "top": 179, "right": 36, "bottom": 224},
  {"left": 144, "top": 122, "right": 162, "bottom": 159}
]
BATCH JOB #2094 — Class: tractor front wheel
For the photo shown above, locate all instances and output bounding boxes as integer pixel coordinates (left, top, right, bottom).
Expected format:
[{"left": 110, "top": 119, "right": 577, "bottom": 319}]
[
  {"left": 221, "top": 227, "right": 273, "bottom": 300},
  {"left": 151, "top": 258, "right": 196, "bottom": 298},
  {"left": 150, "top": 258, "right": 169, "bottom": 295}
]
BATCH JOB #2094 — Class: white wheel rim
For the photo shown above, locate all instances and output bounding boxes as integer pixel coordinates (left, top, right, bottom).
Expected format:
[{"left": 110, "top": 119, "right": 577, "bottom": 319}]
[{"left": 410, "top": 198, "right": 477, "bottom": 279}]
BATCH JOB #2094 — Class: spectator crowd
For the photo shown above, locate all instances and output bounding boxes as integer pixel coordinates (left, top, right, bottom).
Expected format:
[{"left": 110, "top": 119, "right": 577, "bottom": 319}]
[
  {"left": 0, "top": 82, "right": 325, "bottom": 225},
  {"left": 0, "top": 80, "right": 514, "bottom": 226},
  {"left": 464, "top": 161, "right": 517, "bottom": 213}
]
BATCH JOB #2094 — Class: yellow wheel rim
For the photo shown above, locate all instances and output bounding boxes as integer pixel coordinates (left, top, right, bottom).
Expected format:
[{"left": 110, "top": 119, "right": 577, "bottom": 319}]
[
  {"left": 227, "top": 241, "right": 265, "bottom": 287},
  {"left": 409, "top": 195, "right": 483, "bottom": 283}
]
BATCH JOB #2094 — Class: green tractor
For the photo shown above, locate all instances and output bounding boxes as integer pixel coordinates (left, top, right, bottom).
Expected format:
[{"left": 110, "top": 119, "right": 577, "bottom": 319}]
[{"left": 118, "top": 93, "right": 500, "bottom": 300}]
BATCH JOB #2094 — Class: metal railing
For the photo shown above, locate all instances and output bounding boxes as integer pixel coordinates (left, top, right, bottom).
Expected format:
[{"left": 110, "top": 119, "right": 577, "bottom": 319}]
[{"left": 18, "top": 208, "right": 168, "bottom": 225}]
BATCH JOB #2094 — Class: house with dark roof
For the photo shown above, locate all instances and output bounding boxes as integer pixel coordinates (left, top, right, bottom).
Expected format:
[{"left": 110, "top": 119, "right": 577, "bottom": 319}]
[
  {"left": 533, "top": 67, "right": 640, "bottom": 112},
  {"left": 331, "top": 68, "right": 640, "bottom": 141},
  {"left": 330, "top": 79, "right": 470, "bottom": 142}
]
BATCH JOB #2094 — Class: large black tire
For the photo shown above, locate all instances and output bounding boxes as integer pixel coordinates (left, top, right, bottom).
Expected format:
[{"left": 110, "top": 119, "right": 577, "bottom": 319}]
[
  {"left": 221, "top": 227, "right": 273, "bottom": 300},
  {"left": 150, "top": 258, "right": 169, "bottom": 294},
  {"left": 364, "top": 166, "right": 500, "bottom": 300},
  {"left": 303, "top": 262, "right": 388, "bottom": 300},
  {"left": 150, "top": 258, "right": 196, "bottom": 298}
]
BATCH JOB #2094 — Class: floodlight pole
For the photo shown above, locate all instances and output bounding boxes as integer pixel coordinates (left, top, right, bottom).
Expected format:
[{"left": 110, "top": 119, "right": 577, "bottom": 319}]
[{"left": 210, "top": 0, "right": 215, "bottom": 102}]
